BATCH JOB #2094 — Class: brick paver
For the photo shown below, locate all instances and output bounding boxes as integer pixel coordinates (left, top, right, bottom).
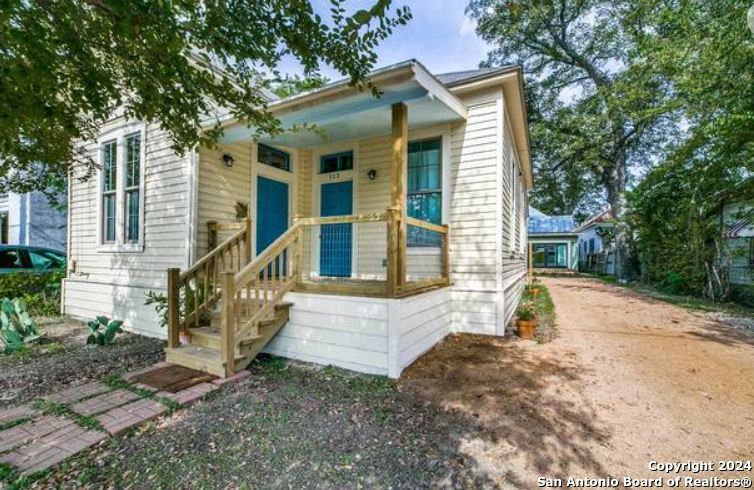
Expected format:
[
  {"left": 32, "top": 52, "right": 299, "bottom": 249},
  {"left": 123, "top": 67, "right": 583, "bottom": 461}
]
[
  {"left": 0, "top": 416, "right": 74, "bottom": 454},
  {"left": 42, "top": 382, "right": 112, "bottom": 404},
  {"left": 95, "top": 399, "right": 167, "bottom": 435},
  {"left": 0, "top": 363, "right": 250, "bottom": 478},
  {"left": 0, "top": 404, "right": 40, "bottom": 425},
  {"left": 212, "top": 370, "right": 251, "bottom": 386},
  {"left": 157, "top": 382, "right": 218, "bottom": 406},
  {"left": 70, "top": 389, "right": 140, "bottom": 416},
  {"left": 0, "top": 424, "right": 106, "bottom": 475}
]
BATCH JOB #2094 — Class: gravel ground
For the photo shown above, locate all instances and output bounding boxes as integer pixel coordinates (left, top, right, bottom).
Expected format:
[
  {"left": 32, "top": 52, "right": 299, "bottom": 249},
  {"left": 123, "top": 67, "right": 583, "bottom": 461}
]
[
  {"left": 36, "top": 358, "right": 494, "bottom": 489},
  {"left": 0, "top": 318, "right": 165, "bottom": 408}
]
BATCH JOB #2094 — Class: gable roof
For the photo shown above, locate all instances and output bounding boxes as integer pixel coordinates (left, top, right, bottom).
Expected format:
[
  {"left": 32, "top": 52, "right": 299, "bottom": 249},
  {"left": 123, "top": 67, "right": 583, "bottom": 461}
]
[
  {"left": 435, "top": 66, "right": 518, "bottom": 87},
  {"left": 528, "top": 206, "right": 576, "bottom": 235},
  {"left": 574, "top": 209, "right": 613, "bottom": 233}
]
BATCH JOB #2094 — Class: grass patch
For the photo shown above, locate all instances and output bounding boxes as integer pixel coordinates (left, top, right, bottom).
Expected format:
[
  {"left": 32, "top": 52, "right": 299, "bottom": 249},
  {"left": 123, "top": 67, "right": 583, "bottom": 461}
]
[
  {"left": 0, "top": 417, "right": 32, "bottom": 432},
  {"left": 32, "top": 400, "right": 104, "bottom": 432},
  {"left": 524, "top": 283, "right": 558, "bottom": 343}
]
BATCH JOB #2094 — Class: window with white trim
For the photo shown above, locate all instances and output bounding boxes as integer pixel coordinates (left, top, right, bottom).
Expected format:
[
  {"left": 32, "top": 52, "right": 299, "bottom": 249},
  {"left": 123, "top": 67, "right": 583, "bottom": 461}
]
[{"left": 98, "top": 124, "right": 145, "bottom": 251}]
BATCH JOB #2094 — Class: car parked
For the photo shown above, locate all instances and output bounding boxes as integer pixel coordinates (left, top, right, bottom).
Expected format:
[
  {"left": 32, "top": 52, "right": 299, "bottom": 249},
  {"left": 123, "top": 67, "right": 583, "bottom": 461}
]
[{"left": 0, "top": 245, "right": 66, "bottom": 274}]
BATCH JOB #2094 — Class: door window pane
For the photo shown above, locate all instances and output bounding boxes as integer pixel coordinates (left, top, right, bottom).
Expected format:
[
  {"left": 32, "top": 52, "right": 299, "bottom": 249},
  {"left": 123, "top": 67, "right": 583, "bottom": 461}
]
[{"left": 258, "top": 144, "right": 291, "bottom": 171}]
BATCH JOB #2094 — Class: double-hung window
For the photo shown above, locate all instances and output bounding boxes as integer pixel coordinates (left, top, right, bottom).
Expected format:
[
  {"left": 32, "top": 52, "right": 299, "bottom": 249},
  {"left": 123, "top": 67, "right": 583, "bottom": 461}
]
[
  {"left": 407, "top": 138, "right": 442, "bottom": 247},
  {"left": 101, "top": 140, "right": 118, "bottom": 243},
  {"left": 124, "top": 133, "right": 141, "bottom": 243},
  {"left": 98, "top": 124, "right": 145, "bottom": 251}
]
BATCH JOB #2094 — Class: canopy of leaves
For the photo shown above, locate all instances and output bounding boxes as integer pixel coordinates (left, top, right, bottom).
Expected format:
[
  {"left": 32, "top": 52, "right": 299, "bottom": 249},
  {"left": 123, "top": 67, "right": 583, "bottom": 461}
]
[
  {"left": 0, "top": 0, "right": 411, "bottom": 193},
  {"left": 627, "top": 0, "right": 754, "bottom": 298},
  {"left": 272, "top": 74, "right": 331, "bottom": 99},
  {"left": 467, "top": 0, "right": 676, "bottom": 218}
]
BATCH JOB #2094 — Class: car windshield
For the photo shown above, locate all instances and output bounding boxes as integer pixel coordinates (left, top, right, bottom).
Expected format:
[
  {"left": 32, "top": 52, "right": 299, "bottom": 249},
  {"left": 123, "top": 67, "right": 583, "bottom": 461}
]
[{"left": 28, "top": 250, "right": 65, "bottom": 269}]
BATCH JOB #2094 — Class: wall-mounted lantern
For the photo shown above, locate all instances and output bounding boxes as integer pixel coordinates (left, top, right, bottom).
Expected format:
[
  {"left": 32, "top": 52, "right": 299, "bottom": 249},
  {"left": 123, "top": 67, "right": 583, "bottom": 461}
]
[
  {"left": 367, "top": 168, "right": 377, "bottom": 181},
  {"left": 223, "top": 153, "right": 235, "bottom": 168}
]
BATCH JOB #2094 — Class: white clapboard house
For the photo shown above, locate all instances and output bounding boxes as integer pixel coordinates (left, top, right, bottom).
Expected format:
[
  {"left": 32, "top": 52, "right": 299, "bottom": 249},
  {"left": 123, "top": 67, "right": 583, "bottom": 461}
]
[{"left": 63, "top": 61, "right": 532, "bottom": 378}]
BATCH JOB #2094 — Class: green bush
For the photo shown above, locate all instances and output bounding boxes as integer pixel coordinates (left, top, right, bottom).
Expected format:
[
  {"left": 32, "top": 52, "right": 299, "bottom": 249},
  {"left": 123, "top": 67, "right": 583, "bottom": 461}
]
[
  {"left": 0, "top": 271, "right": 64, "bottom": 317},
  {"left": 0, "top": 297, "right": 42, "bottom": 354},
  {"left": 86, "top": 316, "right": 123, "bottom": 346}
]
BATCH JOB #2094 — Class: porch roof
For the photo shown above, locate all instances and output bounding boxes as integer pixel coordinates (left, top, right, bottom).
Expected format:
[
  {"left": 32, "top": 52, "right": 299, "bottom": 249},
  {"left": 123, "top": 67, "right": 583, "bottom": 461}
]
[{"left": 219, "top": 60, "right": 467, "bottom": 148}]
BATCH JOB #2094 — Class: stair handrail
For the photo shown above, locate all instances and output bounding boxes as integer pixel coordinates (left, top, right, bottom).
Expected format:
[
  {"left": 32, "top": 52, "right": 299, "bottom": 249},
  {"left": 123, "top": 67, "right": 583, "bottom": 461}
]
[
  {"left": 166, "top": 218, "right": 251, "bottom": 349},
  {"left": 219, "top": 224, "right": 300, "bottom": 373}
]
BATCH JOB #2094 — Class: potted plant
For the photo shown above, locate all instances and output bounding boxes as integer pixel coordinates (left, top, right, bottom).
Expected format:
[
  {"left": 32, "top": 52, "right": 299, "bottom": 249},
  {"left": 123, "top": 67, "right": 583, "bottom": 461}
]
[
  {"left": 527, "top": 285, "right": 541, "bottom": 297},
  {"left": 515, "top": 303, "right": 537, "bottom": 340}
]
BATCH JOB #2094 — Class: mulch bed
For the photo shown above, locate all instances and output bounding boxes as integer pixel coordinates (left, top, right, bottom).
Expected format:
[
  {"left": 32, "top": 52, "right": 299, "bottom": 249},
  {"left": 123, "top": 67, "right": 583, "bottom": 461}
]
[{"left": 0, "top": 319, "right": 165, "bottom": 409}]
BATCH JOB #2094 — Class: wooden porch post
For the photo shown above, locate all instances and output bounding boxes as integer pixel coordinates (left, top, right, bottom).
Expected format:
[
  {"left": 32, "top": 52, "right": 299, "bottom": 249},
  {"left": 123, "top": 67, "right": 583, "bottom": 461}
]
[
  {"left": 390, "top": 102, "right": 408, "bottom": 295},
  {"left": 292, "top": 215, "right": 303, "bottom": 284},
  {"left": 167, "top": 268, "right": 180, "bottom": 348},
  {"left": 220, "top": 271, "right": 236, "bottom": 377}
]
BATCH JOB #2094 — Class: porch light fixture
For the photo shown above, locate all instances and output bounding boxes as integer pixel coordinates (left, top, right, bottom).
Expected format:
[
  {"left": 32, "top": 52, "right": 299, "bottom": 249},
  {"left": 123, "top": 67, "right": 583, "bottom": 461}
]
[
  {"left": 367, "top": 168, "right": 377, "bottom": 180},
  {"left": 222, "top": 153, "right": 235, "bottom": 168}
]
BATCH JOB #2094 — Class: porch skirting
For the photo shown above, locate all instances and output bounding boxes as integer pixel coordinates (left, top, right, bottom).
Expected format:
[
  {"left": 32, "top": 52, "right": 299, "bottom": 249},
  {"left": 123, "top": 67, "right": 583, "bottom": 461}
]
[{"left": 264, "top": 288, "right": 452, "bottom": 378}]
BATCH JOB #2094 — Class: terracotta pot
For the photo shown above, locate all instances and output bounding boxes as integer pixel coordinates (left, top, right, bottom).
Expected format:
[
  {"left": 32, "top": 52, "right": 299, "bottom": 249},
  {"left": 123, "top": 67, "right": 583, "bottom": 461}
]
[
  {"left": 529, "top": 288, "right": 541, "bottom": 297},
  {"left": 516, "top": 319, "right": 537, "bottom": 340}
]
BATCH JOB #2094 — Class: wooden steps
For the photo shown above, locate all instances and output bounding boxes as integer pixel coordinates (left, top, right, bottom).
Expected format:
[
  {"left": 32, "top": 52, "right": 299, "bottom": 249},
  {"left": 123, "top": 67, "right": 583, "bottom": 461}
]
[{"left": 166, "top": 303, "right": 292, "bottom": 377}]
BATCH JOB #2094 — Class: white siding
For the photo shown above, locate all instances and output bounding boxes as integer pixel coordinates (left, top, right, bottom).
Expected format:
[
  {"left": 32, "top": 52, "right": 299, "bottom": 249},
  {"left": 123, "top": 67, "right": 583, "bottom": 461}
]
[
  {"left": 64, "top": 118, "right": 190, "bottom": 338},
  {"left": 397, "top": 287, "right": 452, "bottom": 370},
  {"left": 449, "top": 90, "right": 504, "bottom": 336}
]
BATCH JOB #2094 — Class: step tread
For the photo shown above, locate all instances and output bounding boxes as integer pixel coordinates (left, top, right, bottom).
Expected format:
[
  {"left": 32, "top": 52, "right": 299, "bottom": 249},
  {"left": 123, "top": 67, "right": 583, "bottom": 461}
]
[
  {"left": 190, "top": 326, "right": 261, "bottom": 342},
  {"left": 166, "top": 345, "right": 245, "bottom": 363}
]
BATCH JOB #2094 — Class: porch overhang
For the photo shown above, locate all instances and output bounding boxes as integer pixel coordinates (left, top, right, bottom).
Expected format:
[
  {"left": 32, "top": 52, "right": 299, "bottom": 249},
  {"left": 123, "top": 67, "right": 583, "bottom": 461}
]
[{"left": 219, "top": 60, "right": 467, "bottom": 147}]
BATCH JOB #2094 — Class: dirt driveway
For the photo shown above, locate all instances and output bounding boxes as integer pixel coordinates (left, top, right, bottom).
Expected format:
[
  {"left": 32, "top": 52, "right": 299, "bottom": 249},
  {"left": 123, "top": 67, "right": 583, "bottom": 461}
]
[{"left": 402, "top": 277, "right": 754, "bottom": 488}]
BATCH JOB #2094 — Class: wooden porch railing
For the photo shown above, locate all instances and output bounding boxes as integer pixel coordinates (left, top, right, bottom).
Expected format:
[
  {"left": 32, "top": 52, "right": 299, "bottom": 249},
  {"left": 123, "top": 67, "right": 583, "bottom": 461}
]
[
  {"left": 221, "top": 224, "right": 301, "bottom": 374},
  {"left": 167, "top": 218, "right": 251, "bottom": 348}
]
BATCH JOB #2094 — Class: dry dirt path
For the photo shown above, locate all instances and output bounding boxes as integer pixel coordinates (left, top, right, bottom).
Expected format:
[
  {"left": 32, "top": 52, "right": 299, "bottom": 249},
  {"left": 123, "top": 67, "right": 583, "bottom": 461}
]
[{"left": 402, "top": 276, "right": 754, "bottom": 488}]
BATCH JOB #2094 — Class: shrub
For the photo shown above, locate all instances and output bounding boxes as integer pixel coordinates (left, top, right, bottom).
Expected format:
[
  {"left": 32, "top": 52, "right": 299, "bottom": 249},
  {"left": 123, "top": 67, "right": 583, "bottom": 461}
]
[
  {"left": 0, "top": 271, "right": 64, "bottom": 317},
  {"left": 86, "top": 316, "right": 123, "bottom": 346},
  {"left": 0, "top": 297, "right": 42, "bottom": 354},
  {"left": 145, "top": 284, "right": 210, "bottom": 329}
]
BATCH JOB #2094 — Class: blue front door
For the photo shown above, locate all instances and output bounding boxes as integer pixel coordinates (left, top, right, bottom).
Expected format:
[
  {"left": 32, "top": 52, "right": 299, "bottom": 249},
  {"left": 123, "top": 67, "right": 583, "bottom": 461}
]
[
  {"left": 256, "top": 176, "right": 289, "bottom": 255},
  {"left": 320, "top": 181, "right": 353, "bottom": 277}
]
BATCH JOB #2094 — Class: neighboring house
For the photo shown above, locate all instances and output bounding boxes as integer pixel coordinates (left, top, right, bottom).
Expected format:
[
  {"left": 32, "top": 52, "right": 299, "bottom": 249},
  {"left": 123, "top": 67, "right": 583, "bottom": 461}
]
[
  {"left": 63, "top": 60, "right": 532, "bottom": 378},
  {"left": 719, "top": 202, "right": 754, "bottom": 288},
  {"left": 527, "top": 207, "right": 578, "bottom": 271},
  {"left": 575, "top": 209, "right": 615, "bottom": 275},
  {"left": 0, "top": 191, "right": 66, "bottom": 251}
]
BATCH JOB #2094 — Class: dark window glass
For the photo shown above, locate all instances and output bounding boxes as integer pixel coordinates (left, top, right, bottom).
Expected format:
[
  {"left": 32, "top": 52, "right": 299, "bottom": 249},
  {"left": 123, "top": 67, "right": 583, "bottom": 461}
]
[
  {"left": 533, "top": 243, "right": 568, "bottom": 268},
  {"left": 320, "top": 151, "right": 353, "bottom": 174},
  {"left": 102, "top": 140, "right": 117, "bottom": 243},
  {"left": 258, "top": 144, "right": 290, "bottom": 171},
  {"left": 748, "top": 238, "right": 754, "bottom": 266},
  {"left": 125, "top": 133, "right": 141, "bottom": 243},
  {"left": 0, "top": 212, "right": 7, "bottom": 244},
  {"left": 0, "top": 249, "right": 25, "bottom": 269},
  {"left": 407, "top": 138, "right": 442, "bottom": 246}
]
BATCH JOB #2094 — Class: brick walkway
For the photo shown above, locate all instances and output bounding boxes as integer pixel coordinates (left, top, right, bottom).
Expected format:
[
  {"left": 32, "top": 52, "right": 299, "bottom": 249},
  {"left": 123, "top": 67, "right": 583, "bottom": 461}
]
[{"left": 0, "top": 364, "right": 250, "bottom": 477}]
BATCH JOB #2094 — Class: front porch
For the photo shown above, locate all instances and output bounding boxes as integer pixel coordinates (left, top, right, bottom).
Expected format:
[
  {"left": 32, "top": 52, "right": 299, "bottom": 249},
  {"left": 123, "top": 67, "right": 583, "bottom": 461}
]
[{"left": 166, "top": 62, "right": 465, "bottom": 377}]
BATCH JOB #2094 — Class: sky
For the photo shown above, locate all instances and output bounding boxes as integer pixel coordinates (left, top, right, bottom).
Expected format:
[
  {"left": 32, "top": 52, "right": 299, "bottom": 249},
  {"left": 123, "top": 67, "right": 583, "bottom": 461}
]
[{"left": 276, "top": 0, "right": 494, "bottom": 80}]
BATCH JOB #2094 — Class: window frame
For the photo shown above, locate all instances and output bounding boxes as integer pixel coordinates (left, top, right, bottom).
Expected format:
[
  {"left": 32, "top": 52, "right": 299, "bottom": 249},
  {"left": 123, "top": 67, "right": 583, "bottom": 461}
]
[
  {"left": 97, "top": 122, "right": 146, "bottom": 253},
  {"left": 320, "top": 150, "right": 354, "bottom": 174},
  {"left": 407, "top": 137, "right": 443, "bottom": 248},
  {"left": 258, "top": 143, "right": 291, "bottom": 172}
]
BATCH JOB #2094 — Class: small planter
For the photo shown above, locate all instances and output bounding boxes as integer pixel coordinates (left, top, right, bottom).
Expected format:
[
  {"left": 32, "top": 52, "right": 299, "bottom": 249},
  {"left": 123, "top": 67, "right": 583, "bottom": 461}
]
[
  {"left": 528, "top": 288, "right": 541, "bottom": 297},
  {"left": 516, "top": 319, "right": 537, "bottom": 340}
]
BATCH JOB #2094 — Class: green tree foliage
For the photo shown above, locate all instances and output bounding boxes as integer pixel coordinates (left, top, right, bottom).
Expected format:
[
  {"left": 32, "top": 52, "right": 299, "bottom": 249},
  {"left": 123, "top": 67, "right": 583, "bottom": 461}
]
[
  {"left": 628, "top": 0, "right": 754, "bottom": 300},
  {"left": 0, "top": 0, "right": 411, "bottom": 194},
  {"left": 272, "top": 74, "right": 331, "bottom": 99},
  {"left": 467, "top": 0, "right": 676, "bottom": 279}
]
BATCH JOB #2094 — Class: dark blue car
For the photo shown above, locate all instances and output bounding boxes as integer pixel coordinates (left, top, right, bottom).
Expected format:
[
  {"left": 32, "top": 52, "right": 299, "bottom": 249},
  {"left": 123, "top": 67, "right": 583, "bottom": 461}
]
[{"left": 0, "top": 245, "right": 66, "bottom": 274}]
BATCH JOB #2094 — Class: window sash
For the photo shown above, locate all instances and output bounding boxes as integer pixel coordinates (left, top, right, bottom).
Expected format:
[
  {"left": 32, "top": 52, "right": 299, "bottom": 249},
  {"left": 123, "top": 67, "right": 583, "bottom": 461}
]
[
  {"left": 407, "top": 138, "right": 442, "bottom": 247},
  {"left": 320, "top": 151, "right": 353, "bottom": 174},
  {"left": 102, "top": 192, "right": 116, "bottom": 243},
  {"left": 258, "top": 143, "right": 290, "bottom": 171}
]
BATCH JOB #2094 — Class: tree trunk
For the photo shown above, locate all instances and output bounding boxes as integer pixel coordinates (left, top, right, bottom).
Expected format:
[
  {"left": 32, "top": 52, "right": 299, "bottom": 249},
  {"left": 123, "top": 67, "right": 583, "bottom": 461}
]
[{"left": 605, "top": 150, "right": 631, "bottom": 280}]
